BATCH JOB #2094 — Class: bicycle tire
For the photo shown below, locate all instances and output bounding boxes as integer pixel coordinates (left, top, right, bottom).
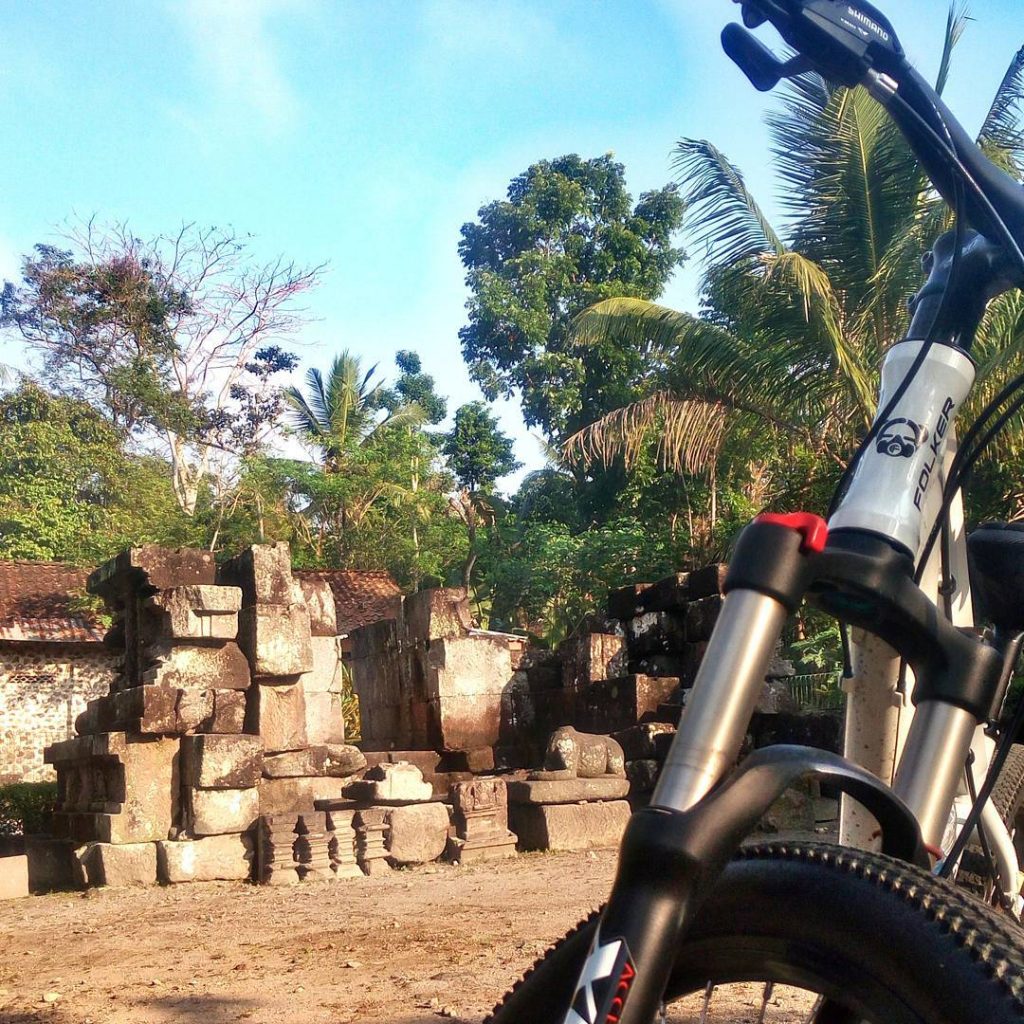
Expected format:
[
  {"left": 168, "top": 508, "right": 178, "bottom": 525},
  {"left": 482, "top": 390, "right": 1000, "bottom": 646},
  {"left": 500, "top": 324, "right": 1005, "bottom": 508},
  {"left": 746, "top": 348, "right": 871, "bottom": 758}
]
[
  {"left": 990, "top": 743, "right": 1024, "bottom": 857},
  {"left": 486, "top": 841, "right": 1024, "bottom": 1024}
]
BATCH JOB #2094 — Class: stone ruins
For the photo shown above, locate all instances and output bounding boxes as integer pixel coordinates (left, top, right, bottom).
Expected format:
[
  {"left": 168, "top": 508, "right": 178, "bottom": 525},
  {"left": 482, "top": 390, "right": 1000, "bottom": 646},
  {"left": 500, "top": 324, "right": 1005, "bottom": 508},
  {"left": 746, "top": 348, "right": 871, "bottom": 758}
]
[{"left": 2, "top": 542, "right": 808, "bottom": 897}]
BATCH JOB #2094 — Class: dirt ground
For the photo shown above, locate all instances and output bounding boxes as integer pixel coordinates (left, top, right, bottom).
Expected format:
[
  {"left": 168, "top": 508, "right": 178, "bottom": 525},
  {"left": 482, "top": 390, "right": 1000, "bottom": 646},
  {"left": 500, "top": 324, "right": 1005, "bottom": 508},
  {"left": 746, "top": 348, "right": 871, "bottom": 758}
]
[{"left": 0, "top": 847, "right": 821, "bottom": 1024}]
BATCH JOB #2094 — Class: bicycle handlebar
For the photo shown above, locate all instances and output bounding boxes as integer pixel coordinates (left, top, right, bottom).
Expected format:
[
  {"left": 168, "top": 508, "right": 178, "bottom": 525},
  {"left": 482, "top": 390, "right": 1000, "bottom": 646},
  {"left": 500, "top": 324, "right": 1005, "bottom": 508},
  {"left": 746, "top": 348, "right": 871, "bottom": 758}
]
[{"left": 724, "top": 0, "right": 1024, "bottom": 273}]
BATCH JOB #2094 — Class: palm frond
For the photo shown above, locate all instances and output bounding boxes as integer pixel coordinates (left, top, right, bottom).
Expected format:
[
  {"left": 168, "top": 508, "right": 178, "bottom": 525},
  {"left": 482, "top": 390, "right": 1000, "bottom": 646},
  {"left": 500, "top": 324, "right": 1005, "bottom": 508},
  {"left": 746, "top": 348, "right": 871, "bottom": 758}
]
[
  {"left": 563, "top": 391, "right": 729, "bottom": 475},
  {"left": 935, "top": 4, "right": 970, "bottom": 96},
  {"left": 673, "top": 139, "right": 784, "bottom": 273},
  {"left": 977, "top": 45, "right": 1024, "bottom": 171}
]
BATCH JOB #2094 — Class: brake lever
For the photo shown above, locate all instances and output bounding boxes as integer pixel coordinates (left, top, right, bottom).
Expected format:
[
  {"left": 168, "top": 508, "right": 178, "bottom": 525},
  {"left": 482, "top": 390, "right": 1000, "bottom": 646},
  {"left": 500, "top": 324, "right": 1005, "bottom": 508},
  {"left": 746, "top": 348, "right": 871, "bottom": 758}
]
[{"left": 722, "top": 23, "right": 814, "bottom": 92}]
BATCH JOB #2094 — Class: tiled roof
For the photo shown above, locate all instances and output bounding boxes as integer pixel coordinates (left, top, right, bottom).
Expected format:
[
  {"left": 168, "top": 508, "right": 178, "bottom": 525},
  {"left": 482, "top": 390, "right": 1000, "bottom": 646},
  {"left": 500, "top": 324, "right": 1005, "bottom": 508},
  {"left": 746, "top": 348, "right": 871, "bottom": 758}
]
[
  {"left": 295, "top": 569, "right": 402, "bottom": 635},
  {"left": 0, "top": 561, "right": 106, "bottom": 643}
]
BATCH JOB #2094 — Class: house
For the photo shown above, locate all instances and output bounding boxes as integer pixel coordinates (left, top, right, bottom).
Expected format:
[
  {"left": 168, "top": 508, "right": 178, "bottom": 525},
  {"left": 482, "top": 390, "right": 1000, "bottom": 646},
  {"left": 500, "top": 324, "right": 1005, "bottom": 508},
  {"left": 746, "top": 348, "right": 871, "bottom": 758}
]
[{"left": 0, "top": 562, "right": 118, "bottom": 783}]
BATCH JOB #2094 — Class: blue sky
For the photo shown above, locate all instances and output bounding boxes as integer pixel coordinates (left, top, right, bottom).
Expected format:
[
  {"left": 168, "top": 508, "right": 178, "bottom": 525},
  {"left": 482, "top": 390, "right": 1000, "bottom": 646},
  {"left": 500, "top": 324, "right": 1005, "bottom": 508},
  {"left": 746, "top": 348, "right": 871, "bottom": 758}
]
[{"left": 1, "top": 0, "right": 1022, "bottom": 483}]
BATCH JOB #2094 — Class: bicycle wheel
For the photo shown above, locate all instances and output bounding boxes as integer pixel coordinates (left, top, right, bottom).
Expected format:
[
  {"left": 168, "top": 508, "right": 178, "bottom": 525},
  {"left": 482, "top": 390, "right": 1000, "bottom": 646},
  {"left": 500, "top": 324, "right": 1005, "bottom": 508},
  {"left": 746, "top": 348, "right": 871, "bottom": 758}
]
[
  {"left": 486, "top": 842, "right": 1024, "bottom": 1024},
  {"left": 991, "top": 743, "right": 1024, "bottom": 860}
]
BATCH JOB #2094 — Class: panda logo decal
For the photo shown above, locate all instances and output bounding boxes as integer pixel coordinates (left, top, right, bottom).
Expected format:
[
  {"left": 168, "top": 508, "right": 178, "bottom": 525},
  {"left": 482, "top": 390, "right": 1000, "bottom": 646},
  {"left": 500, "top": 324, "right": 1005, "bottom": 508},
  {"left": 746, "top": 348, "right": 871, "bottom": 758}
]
[{"left": 876, "top": 418, "right": 928, "bottom": 459}]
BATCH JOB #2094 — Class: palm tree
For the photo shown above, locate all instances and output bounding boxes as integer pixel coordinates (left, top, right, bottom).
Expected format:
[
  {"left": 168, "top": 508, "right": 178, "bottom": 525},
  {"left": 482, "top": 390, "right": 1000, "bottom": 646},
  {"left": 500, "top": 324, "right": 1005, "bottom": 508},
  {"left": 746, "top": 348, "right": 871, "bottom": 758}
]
[
  {"left": 284, "top": 350, "right": 423, "bottom": 470},
  {"left": 283, "top": 350, "right": 427, "bottom": 556},
  {"left": 565, "top": 11, "right": 1024, "bottom": 519}
]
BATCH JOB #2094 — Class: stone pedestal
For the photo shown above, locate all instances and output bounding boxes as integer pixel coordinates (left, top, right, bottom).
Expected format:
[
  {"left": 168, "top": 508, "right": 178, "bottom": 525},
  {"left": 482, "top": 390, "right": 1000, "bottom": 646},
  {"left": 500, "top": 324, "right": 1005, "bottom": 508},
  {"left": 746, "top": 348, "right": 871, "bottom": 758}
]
[
  {"left": 446, "top": 778, "right": 516, "bottom": 864},
  {"left": 325, "top": 809, "right": 361, "bottom": 879},
  {"left": 295, "top": 811, "right": 335, "bottom": 881},
  {"left": 258, "top": 813, "right": 300, "bottom": 886},
  {"left": 353, "top": 809, "right": 391, "bottom": 875},
  {"left": 511, "top": 800, "right": 631, "bottom": 853}
]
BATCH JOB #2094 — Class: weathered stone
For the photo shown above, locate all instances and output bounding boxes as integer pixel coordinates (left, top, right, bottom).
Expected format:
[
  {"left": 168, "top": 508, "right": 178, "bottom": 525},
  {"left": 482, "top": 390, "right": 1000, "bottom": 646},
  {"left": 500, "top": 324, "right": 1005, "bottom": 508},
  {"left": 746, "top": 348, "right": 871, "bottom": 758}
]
[
  {"left": 446, "top": 833, "right": 517, "bottom": 864},
  {"left": 238, "top": 604, "right": 313, "bottom": 678},
  {"left": 158, "top": 834, "right": 254, "bottom": 883},
  {"left": 219, "top": 542, "right": 296, "bottom": 607},
  {"left": 628, "top": 655, "right": 686, "bottom": 679},
  {"left": 686, "top": 563, "right": 728, "bottom": 600},
  {"left": 247, "top": 682, "right": 308, "bottom": 753},
  {"left": 296, "top": 576, "right": 338, "bottom": 636},
  {"left": 188, "top": 787, "right": 259, "bottom": 836},
  {"left": 349, "top": 617, "right": 401, "bottom": 661},
  {"left": 611, "top": 722, "right": 676, "bottom": 762},
  {"left": 561, "top": 632, "right": 627, "bottom": 694},
  {"left": 89, "top": 546, "right": 217, "bottom": 602},
  {"left": 680, "top": 643, "right": 709, "bottom": 685},
  {"left": 684, "top": 595, "right": 723, "bottom": 643},
  {"left": 636, "top": 573, "right": 690, "bottom": 613},
  {"left": 625, "top": 759, "right": 660, "bottom": 796},
  {"left": 325, "top": 809, "right": 361, "bottom": 878},
  {"left": 303, "top": 690, "right": 345, "bottom": 745},
  {"left": 175, "top": 688, "right": 215, "bottom": 733},
  {"left": 506, "top": 777, "right": 630, "bottom": 805},
  {"left": 142, "top": 642, "right": 251, "bottom": 690},
  {"left": 113, "top": 685, "right": 179, "bottom": 734},
  {"left": 438, "top": 748, "right": 495, "bottom": 774},
  {"left": 301, "top": 635, "right": 344, "bottom": 693},
  {"left": 540, "top": 727, "right": 625, "bottom": 779},
  {"left": 210, "top": 689, "right": 247, "bottom": 733},
  {"left": 258, "top": 812, "right": 300, "bottom": 885},
  {"left": 258, "top": 776, "right": 349, "bottom": 814},
  {"left": 353, "top": 807, "right": 391, "bottom": 875},
  {"left": 145, "top": 586, "right": 241, "bottom": 642},
  {"left": 449, "top": 777, "right": 514, "bottom": 848},
  {"left": 262, "top": 745, "right": 365, "bottom": 779},
  {"left": 626, "top": 611, "right": 687, "bottom": 656},
  {"left": 403, "top": 588, "right": 474, "bottom": 643},
  {"left": 24, "top": 837, "right": 77, "bottom": 893},
  {"left": 756, "top": 679, "right": 800, "bottom": 715},
  {"left": 607, "top": 582, "right": 653, "bottom": 621},
  {"left": 74, "top": 841, "right": 157, "bottom": 887},
  {"left": 385, "top": 802, "right": 450, "bottom": 864},
  {"left": 46, "top": 733, "right": 178, "bottom": 844},
  {"left": 183, "top": 735, "right": 263, "bottom": 789},
  {"left": 345, "top": 761, "right": 432, "bottom": 804},
  {"left": 511, "top": 800, "right": 631, "bottom": 852},
  {"left": 576, "top": 675, "right": 681, "bottom": 734},
  {"left": 0, "top": 855, "right": 29, "bottom": 899}
]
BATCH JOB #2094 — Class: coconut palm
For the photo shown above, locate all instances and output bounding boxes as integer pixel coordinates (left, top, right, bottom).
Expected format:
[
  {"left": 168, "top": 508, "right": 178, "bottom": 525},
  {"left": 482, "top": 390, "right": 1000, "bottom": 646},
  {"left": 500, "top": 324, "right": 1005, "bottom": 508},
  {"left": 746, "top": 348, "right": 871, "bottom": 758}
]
[
  {"left": 284, "top": 350, "right": 424, "bottom": 470},
  {"left": 565, "top": 11, "right": 1024, "bottom": 517}
]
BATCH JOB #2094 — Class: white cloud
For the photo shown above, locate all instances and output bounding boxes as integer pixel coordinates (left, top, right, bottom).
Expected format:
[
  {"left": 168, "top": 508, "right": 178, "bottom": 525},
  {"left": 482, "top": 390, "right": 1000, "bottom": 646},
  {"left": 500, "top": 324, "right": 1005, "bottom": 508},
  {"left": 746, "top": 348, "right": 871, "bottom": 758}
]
[{"left": 174, "top": 0, "right": 306, "bottom": 134}]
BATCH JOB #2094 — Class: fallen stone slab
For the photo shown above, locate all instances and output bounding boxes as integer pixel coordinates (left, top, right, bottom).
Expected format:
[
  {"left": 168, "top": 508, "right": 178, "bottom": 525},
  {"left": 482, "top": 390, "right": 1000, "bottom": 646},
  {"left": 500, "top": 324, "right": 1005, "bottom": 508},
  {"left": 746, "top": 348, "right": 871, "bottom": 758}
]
[
  {"left": 238, "top": 604, "right": 313, "bottom": 678},
  {"left": 344, "top": 761, "right": 433, "bottom": 804},
  {"left": 0, "top": 855, "right": 29, "bottom": 899},
  {"left": 74, "top": 842, "right": 157, "bottom": 887},
  {"left": 142, "top": 642, "right": 251, "bottom": 690},
  {"left": 505, "top": 777, "right": 630, "bottom": 805},
  {"left": 511, "top": 800, "right": 631, "bottom": 852},
  {"left": 446, "top": 833, "right": 517, "bottom": 864},
  {"left": 259, "top": 776, "right": 349, "bottom": 814},
  {"left": 157, "top": 834, "right": 254, "bottom": 883},
  {"left": 188, "top": 787, "right": 260, "bottom": 836},
  {"left": 183, "top": 734, "right": 263, "bottom": 789},
  {"left": 262, "top": 745, "right": 365, "bottom": 779},
  {"left": 385, "top": 802, "right": 450, "bottom": 865}
]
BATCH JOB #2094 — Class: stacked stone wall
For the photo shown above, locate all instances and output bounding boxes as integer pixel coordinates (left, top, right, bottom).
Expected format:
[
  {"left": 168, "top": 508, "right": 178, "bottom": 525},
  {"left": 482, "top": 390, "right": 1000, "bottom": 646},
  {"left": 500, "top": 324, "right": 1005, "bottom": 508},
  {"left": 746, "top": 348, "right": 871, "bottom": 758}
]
[{"left": 0, "top": 644, "right": 116, "bottom": 783}]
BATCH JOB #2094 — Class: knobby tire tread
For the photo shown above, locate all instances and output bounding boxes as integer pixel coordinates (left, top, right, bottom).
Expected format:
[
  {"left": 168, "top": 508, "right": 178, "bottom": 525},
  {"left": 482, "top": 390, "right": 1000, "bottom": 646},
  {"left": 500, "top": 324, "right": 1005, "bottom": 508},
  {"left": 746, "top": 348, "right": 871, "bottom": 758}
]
[{"left": 484, "top": 841, "right": 1024, "bottom": 1023}]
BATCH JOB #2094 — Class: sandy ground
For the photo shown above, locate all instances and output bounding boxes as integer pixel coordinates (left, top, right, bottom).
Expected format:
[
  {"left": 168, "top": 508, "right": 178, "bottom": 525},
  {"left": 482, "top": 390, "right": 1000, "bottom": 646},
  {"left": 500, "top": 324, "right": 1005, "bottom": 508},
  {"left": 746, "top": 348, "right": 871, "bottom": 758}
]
[{"left": 0, "top": 848, "right": 817, "bottom": 1024}]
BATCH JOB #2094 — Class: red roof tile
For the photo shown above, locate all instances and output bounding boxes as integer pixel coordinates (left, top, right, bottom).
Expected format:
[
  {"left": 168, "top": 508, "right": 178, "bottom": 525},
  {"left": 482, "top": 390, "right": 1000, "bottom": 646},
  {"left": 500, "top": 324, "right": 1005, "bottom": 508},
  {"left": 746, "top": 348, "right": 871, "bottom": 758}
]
[
  {"left": 295, "top": 569, "right": 402, "bottom": 635},
  {"left": 0, "top": 562, "right": 106, "bottom": 643}
]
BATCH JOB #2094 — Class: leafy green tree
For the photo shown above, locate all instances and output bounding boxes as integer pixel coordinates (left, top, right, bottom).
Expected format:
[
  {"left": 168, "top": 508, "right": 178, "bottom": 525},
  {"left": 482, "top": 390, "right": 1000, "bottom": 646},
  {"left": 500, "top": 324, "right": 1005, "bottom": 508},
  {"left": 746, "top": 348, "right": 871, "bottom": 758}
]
[
  {"left": 442, "top": 402, "right": 520, "bottom": 492},
  {"left": 459, "top": 154, "right": 685, "bottom": 443},
  {"left": 0, "top": 383, "right": 190, "bottom": 562},
  {"left": 380, "top": 351, "right": 447, "bottom": 425},
  {"left": 566, "top": 19, "right": 1024, "bottom": 526},
  {"left": 1, "top": 222, "right": 317, "bottom": 514}
]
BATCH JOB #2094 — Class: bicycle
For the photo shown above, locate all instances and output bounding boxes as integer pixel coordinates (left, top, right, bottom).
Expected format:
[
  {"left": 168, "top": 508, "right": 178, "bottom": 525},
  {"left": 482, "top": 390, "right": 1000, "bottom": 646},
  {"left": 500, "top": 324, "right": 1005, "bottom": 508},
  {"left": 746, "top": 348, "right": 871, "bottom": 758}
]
[{"left": 486, "top": 2, "right": 1024, "bottom": 1022}]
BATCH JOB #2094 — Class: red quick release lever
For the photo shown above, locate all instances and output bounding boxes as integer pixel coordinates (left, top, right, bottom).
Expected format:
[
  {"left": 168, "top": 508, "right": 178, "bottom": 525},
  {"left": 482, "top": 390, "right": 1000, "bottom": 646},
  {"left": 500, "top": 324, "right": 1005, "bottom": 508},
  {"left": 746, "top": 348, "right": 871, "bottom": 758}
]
[{"left": 755, "top": 512, "right": 829, "bottom": 554}]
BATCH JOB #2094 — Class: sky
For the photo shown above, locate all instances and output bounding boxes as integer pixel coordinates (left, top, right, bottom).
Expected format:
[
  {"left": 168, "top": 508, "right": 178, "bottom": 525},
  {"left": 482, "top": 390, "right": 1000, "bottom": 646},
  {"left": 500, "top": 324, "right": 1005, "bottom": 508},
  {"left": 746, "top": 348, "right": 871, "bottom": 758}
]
[{"left": 1, "top": 0, "right": 1023, "bottom": 485}]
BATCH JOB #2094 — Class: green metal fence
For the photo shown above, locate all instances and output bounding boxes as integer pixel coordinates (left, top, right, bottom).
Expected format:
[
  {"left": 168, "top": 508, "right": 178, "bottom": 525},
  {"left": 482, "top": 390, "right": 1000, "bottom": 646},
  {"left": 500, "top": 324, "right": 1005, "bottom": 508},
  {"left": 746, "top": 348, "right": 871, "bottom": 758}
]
[{"left": 786, "top": 671, "right": 844, "bottom": 712}]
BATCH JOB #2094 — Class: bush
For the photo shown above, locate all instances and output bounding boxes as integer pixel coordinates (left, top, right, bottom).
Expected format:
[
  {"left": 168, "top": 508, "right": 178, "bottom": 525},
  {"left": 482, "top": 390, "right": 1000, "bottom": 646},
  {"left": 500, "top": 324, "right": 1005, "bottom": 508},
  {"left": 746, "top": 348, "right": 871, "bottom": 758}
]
[{"left": 0, "top": 781, "right": 57, "bottom": 836}]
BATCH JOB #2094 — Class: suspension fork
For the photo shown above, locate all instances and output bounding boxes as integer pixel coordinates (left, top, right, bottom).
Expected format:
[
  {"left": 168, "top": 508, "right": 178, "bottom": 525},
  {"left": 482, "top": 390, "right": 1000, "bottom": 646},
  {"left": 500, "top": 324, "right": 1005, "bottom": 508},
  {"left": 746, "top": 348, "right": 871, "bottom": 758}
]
[{"left": 653, "top": 514, "right": 827, "bottom": 812}]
